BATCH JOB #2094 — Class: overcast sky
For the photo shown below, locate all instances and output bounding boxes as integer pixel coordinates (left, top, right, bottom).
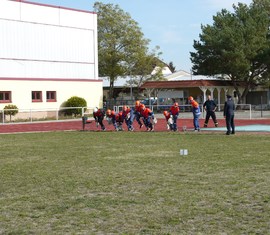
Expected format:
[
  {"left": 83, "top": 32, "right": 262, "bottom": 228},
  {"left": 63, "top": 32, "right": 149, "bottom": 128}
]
[{"left": 29, "top": 0, "right": 253, "bottom": 72}]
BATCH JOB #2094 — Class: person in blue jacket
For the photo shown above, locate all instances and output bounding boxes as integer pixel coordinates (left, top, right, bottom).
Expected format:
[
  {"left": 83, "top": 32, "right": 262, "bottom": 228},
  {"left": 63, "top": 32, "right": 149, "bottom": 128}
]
[{"left": 223, "top": 94, "right": 235, "bottom": 135}]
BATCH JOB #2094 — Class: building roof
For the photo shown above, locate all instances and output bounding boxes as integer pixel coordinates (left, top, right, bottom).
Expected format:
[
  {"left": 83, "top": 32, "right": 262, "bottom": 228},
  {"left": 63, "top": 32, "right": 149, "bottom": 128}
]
[
  {"left": 151, "top": 66, "right": 172, "bottom": 76},
  {"left": 164, "top": 70, "right": 191, "bottom": 80},
  {"left": 140, "top": 79, "right": 241, "bottom": 89},
  {"left": 164, "top": 70, "right": 219, "bottom": 81}
]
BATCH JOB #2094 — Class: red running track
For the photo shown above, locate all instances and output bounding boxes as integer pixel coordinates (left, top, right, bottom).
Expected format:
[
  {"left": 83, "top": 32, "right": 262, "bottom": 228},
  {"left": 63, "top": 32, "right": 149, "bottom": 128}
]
[{"left": 1, "top": 118, "right": 270, "bottom": 134}]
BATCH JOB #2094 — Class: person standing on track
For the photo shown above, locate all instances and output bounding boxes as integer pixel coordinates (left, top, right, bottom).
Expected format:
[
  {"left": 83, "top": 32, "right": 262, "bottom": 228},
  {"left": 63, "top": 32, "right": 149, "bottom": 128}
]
[
  {"left": 223, "top": 94, "right": 235, "bottom": 135},
  {"left": 188, "top": 96, "right": 201, "bottom": 132},
  {"left": 203, "top": 95, "right": 218, "bottom": 127}
]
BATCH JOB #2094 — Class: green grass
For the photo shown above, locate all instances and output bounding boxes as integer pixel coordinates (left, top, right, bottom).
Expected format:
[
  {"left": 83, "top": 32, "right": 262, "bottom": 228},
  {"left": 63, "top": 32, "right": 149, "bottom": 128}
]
[{"left": 0, "top": 131, "right": 269, "bottom": 234}]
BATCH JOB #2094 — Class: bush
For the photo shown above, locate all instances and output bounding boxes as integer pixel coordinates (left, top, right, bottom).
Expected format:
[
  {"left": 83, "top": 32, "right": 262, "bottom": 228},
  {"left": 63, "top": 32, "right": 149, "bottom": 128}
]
[
  {"left": 4, "top": 104, "right": 19, "bottom": 121},
  {"left": 63, "top": 96, "right": 87, "bottom": 117}
]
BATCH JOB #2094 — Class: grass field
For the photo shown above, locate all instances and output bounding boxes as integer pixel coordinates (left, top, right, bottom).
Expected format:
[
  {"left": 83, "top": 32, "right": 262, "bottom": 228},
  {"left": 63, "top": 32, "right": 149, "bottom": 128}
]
[{"left": 0, "top": 131, "right": 269, "bottom": 234}]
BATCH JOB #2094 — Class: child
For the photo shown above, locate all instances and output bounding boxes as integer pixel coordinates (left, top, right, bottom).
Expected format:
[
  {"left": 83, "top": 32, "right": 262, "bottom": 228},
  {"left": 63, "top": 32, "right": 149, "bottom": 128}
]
[
  {"left": 93, "top": 107, "right": 106, "bottom": 131},
  {"left": 169, "top": 102, "right": 180, "bottom": 131},
  {"left": 188, "top": 96, "right": 201, "bottom": 131},
  {"left": 163, "top": 111, "right": 173, "bottom": 131}
]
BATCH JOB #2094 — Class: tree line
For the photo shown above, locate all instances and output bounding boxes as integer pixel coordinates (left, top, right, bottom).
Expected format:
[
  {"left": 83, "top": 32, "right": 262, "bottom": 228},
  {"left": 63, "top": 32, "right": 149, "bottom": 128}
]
[{"left": 95, "top": 0, "right": 270, "bottom": 104}]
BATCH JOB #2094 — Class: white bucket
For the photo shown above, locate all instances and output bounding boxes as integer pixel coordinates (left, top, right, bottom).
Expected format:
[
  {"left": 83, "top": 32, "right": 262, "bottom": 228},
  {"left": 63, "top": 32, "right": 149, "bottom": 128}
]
[{"left": 180, "top": 149, "right": 188, "bottom": 155}]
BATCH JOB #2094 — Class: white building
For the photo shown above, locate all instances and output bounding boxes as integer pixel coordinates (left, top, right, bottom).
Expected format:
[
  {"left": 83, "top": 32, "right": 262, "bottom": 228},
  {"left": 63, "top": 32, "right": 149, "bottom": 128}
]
[{"left": 0, "top": 0, "right": 102, "bottom": 113}]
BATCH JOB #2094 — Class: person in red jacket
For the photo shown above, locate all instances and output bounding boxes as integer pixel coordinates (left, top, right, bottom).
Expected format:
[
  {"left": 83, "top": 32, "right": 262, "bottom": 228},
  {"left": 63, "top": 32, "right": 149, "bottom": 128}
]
[
  {"left": 134, "top": 100, "right": 144, "bottom": 128},
  {"left": 93, "top": 107, "right": 106, "bottom": 131},
  {"left": 106, "top": 109, "right": 117, "bottom": 130},
  {"left": 169, "top": 102, "right": 180, "bottom": 131},
  {"left": 140, "top": 104, "right": 156, "bottom": 131},
  {"left": 163, "top": 111, "right": 173, "bottom": 130},
  {"left": 122, "top": 105, "right": 135, "bottom": 131},
  {"left": 115, "top": 111, "right": 124, "bottom": 131}
]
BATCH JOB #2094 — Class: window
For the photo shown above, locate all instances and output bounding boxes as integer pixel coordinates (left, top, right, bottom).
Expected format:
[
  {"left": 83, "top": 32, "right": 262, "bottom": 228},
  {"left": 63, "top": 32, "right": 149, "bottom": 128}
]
[
  {"left": 32, "top": 91, "right": 42, "bottom": 102},
  {"left": 46, "top": 91, "right": 56, "bottom": 102},
  {"left": 0, "top": 91, "right": 12, "bottom": 103}
]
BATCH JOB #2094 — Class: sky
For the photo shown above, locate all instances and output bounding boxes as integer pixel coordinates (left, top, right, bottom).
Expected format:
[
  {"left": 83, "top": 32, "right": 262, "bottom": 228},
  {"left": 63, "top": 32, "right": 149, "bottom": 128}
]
[{"left": 29, "top": 0, "right": 253, "bottom": 72}]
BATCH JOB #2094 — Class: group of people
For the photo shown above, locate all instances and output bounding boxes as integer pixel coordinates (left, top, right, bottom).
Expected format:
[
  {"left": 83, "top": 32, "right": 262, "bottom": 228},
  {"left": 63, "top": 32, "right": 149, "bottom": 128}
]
[
  {"left": 93, "top": 94, "right": 235, "bottom": 134},
  {"left": 202, "top": 94, "right": 235, "bottom": 135},
  {"left": 163, "top": 102, "right": 180, "bottom": 131},
  {"left": 93, "top": 101, "right": 157, "bottom": 132},
  {"left": 163, "top": 95, "right": 214, "bottom": 132}
]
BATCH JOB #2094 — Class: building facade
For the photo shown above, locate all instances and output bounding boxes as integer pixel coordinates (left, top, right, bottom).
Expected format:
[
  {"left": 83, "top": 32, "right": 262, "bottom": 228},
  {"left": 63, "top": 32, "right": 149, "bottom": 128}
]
[{"left": 0, "top": 0, "right": 102, "bottom": 114}]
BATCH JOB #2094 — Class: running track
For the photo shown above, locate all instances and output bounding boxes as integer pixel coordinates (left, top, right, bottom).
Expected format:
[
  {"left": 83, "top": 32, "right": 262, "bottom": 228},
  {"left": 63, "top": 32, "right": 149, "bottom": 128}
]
[{"left": 1, "top": 118, "right": 270, "bottom": 134}]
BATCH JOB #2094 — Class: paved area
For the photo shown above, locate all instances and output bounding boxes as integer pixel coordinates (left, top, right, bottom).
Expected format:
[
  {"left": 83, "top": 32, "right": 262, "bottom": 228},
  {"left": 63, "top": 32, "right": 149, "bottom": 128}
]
[{"left": 203, "top": 124, "right": 270, "bottom": 132}]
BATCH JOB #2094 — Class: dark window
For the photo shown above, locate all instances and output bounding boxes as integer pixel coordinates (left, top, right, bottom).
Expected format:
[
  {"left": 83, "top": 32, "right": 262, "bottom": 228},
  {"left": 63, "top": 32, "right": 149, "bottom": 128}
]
[
  {"left": 0, "top": 91, "right": 11, "bottom": 103},
  {"left": 32, "top": 91, "right": 42, "bottom": 102},
  {"left": 46, "top": 91, "right": 56, "bottom": 102}
]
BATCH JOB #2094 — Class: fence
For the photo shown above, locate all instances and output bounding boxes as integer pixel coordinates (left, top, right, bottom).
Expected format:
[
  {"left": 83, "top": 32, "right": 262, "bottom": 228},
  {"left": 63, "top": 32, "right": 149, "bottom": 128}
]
[
  {"left": 0, "top": 107, "right": 94, "bottom": 124},
  {"left": 1, "top": 103, "right": 269, "bottom": 125},
  {"left": 114, "top": 104, "right": 270, "bottom": 120}
]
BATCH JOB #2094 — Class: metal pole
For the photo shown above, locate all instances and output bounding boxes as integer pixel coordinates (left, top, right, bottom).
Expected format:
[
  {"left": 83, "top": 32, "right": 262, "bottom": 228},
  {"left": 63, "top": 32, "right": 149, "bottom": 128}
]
[
  {"left": 2, "top": 110, "right": 4, "bottom": 124},
  {"left": 130, "top": 85, "right": 133, "bottom": 101},
  {"left": 261, "top": 96, "right": 263, "bottom": 118}
]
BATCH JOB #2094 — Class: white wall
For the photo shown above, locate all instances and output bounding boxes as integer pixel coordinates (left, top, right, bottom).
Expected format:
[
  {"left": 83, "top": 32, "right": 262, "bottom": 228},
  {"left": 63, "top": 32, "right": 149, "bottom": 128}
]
[
  {"left": 0, "top": 79, "right": 102, "bottom": 110},
  {"left": 0, "top": 0, "right": 97, "bottom": 79},
  {"left": 0, "top": 0, "right": 101, "bottom": 110}
]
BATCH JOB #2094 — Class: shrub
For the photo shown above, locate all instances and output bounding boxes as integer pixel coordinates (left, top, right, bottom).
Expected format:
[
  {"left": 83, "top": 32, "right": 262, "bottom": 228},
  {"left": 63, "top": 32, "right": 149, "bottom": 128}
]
[
  {"left": 4, "top": 104, "right": 19, "bottom": 121},
  {"left": 63, "top": 96, "right": 87, "bottom": 117}
]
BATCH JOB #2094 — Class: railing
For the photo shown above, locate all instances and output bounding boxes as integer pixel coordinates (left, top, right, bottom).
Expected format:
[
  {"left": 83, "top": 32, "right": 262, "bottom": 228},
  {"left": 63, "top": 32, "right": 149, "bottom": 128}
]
[
  {"left": 0, "top": 107, "right": 95, "bottom": 124},
  {"left": 114, "top": 104, "right": 270, "bottom": 119},
  {"left": 1, "top": 104, "right": 269, "bottom": 125}
]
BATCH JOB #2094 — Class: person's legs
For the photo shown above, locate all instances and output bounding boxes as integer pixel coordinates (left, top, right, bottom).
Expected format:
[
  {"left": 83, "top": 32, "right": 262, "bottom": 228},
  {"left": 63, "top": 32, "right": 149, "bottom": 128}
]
[
  {"left": 98, "top": 117, "right": 105, "bottom": 130},
  {"left": 231, "top": 115, "right": 235, "bottom": 134},
  {"left": 135, "top": 112, "right": 143, "bottom": 127},
  {"left": 204, "top": 112, "right": 210, "bottom": 127},
  {"left": 194, "top": 115, "right": 200, "bottom": 130},
  {"left": 211, "top": 111, "right": 218, "bottom": 127},
  {"left": 195, "top": 115, "right": 200, "bottom": 130},
  {"left": 145, "top": 117, "right": 153, "bottom": 131},
  {"left": 226, "top": 115, "right": 232, "bottom": 134},
  {"left": 173, "top": 115, "right": 178, "bottom": 131}
]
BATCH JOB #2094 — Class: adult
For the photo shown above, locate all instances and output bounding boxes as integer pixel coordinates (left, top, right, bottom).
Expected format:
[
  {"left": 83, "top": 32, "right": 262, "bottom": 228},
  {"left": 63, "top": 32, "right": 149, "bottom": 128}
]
[
  {"left": 203, "top": 95, "right": 218, "bottom": 127},
  {"left": 223, "top": 94, "right": 235, "bottom": 135}
]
